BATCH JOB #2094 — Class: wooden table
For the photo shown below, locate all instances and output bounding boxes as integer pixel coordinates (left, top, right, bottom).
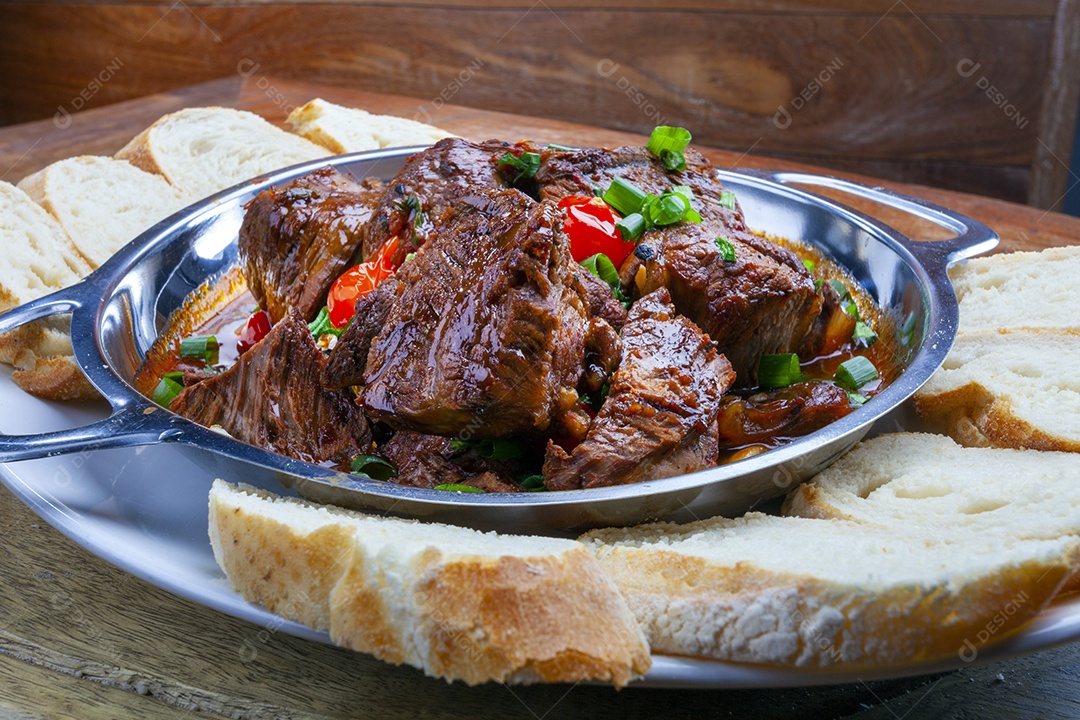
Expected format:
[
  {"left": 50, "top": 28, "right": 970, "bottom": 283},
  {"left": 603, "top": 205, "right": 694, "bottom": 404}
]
[{"left": 1, "top": 76, "right": 1079, "bottom": 719}]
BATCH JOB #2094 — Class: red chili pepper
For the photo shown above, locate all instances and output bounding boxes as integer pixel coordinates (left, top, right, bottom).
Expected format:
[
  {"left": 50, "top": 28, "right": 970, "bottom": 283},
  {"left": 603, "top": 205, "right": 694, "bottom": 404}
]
[
  {"left": 236, "top": 310, "right": 272, "bottom": 355},
  {"left": 558, "top": 196, "right": 631, "bottom": 266},
  {"left": 327, "top": 236, "right": 401, "bottom": 328}
]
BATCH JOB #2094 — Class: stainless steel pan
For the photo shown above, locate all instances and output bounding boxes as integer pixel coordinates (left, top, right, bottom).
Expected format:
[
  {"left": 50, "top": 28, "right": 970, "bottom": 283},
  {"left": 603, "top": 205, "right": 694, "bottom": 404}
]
[{"left": 0, "top": 148, "right": 997, "bottom": 533}]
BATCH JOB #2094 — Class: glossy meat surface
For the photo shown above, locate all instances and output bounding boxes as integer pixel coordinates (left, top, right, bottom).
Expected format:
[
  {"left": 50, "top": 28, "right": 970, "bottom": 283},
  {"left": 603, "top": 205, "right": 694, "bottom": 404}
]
[
  {"left": 361, "top": 187, "right": 589, "bottom": 437},
  {"left": 715, "top": 381, "right": 853, "bottom": 449},
  {"left": 539, "top": 145, "right": 819, "bottom": 383},
  {"left": 170, "top": 311, "right": 372, "bottom": 468},
  {"left": 239, "top": 167, "right": 383, "bottom": 323},
  {"left": 360, "top": 138, "right": 515, "bottom": 262},
  {"left": 377, "top": 431, "right": 524, "bottom": 492},
  {"left": 543, "top": 288, "right": 735, "bottom": 490}
]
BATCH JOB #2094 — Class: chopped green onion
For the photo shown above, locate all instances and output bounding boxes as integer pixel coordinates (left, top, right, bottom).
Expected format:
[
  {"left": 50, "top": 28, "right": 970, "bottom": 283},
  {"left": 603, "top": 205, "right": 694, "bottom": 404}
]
[
  {"left": 404, "top": 252, "right": 416, "bottom": 263},
  {"left": 350, "top": 454, "right": 398, "bottom": 480},
  {"left": 615, "top": 213, "right": 646, "bottom": 242},
  {"left": 828, "top": 279, "right": 849, "bottom": 300},
  {"left": 580, "top": 253, "right": 629, "bottom": 306},
  {"left": 546, "top": 143, "right": 576, "bottom": 151},
  {"left": 670, "top": 184, "right": 693, "bottom": 202},
  {"left": 603, "top": 177, "right": 649, "bottom": 216},
  {"left": 843, "top": 300, "right": 861, "bottom": 321},
  {"left": 519, "top": 474, "right": 547, "bottom": 491},
  {"left": 179, "top": 335, "right": 218, "bottom": 360},
  {"left": 448, "top": 437, "right": 527, "bottom": 460},
  {"left": 498, "top": 151, "right": 541, "bottom": 183},
  {"left": 758, "top": 353, "right": 801, "bottom": 388},
  {"left": 308, "top": 307, "right": 345, "bottom": 338},
  {"left": 835, "top": 356, "right": 879, "bottom": 391},
  {"left": 163, "top": 370, "right": 185, "bottom": 383},
  {"left": 644, "top": 192, "right": 691, "bottom": 226},
  {"left": 802, "top": 258, "right": 816, "bottom": 272},
  {"left": 659, "top": 149, "right": 686, "bottom": 172},
  {"left": 847, "top": 392, "right": 870, "bottom": 407},
  {"left": 433, "top": 484, "right": 485, "bottom": 493},
  {"left": 719, "top": 191, "right": 737, "bottom": 211},
  {"left": 715, "top": 236, "right": 737, "bottom": 263},
  {"left": 853, "top": 320, "right": 877, "bottom": 345},
  {"left": 151, "top": 376, "right": 183, "bottom": 407},
  {"left": 646, "top": 126, "right": 692, "bottom": 173}
]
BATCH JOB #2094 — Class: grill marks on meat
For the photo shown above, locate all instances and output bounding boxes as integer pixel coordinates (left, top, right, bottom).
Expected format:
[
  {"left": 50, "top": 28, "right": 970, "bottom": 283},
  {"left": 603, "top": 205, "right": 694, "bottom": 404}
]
[
  {"left": 170, "top": 311, "right": 371, "bottom": 468},
  {"left": 543, "top": 289, "right": 735, "bottom": 490},
  {"left": 239, "top": 167, "right": 383, "bottom": 323},
  {"left": 538, "top": 146, "right": 820, "bottom": 383},
  {"left": 360, "top": 187, "right": 589, "bottom": 438},
  {"left": 361, "top": 138, "right": 514, "bottom": 262}
]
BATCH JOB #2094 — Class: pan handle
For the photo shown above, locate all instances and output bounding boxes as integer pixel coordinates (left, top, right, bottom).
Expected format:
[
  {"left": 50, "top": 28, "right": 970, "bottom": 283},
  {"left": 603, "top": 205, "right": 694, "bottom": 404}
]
[
  {"left": 0, "top": 403, "right": 184, "bottom": 463},
  {"left": 753, "top": 171, "right": 999, "bottom": 265},
  {"left": 0, "top": 279, "right": 187, "bottom": 463}
]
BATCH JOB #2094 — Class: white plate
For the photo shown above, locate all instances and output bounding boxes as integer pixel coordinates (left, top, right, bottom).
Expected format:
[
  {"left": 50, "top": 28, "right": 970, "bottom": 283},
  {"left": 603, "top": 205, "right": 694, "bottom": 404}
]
[{"left": 2, "top": 366, "right": 1079, "bottom": 688}]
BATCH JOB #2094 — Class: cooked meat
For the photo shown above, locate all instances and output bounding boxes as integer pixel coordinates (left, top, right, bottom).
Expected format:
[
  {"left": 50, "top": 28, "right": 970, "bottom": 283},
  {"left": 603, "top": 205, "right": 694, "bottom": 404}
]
[
  {"left": 581, "top": 317, "right": 622, "bottom": 396},
  {"left": 633, "top": 224, "right": 820, "bottom": 383},
  {"left": 361, "top": 187, "right": 589, "bottom": 438},
  {"left": 537, "top": 145, "right": 820, "bottom": 383},
  {"left": 239, "top": 167, "right": 383, "bottom": 323},
  {"left": 321, "top": 275, "right": 401, "bottom": 390},
  {"left": 576, "top": 265, "right": 629, "bottom": 330},
  {"left": 798, "top": 279, "right": 857, "bottom": 359},
  {"left": 170, "top": 310, "right": 371, "bottom": 468},
  {"left": 543, "top": 288, "right": 735, "bottom": 490},
  {"left": 715, "top": 381, "right": 853, "bottom": 449},
  {"left": 360, "top": 138, "right": 516, "bottom": 262},
  {"left": 377, "top": 431, "right": 524, "bottom": 491}
]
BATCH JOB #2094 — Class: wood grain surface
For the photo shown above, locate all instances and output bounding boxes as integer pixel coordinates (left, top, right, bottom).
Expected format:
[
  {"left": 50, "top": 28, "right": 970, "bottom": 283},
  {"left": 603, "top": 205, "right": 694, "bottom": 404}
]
[
  {"left": 1, "top": 77, "right": 1080, "bottom": 718},
  {"left": 2, "top": 1, "right": 1077, "bottom": 208}
]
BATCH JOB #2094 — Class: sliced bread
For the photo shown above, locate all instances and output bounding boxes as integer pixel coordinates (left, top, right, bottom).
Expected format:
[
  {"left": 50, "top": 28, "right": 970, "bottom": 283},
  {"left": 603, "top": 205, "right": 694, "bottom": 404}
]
[
  {"left": 18, "top": 155, "right": 192, "bottom": 268},
  {"left": 949, "top": 246, "right": 1080, "bottom": 334},
  {"left": 116, "top": 107, "right": 330, "bottom": 199},
  {"left": 0, "top": 182, "right": 96, "bottom": 401},
  {"left": 783, "top": 432, "right": 1080, "bottom": 593},
  {"left": 915, "top": 246, "right": 1080, "bottom": 451},
  {"left": 287, "top": 98, "right": 455, "bottom": 154},
  {"left": 581, "top": 512, "right": 1079, "bottom": 668},
  {"left": 208, "top": 480, "right": 651, "bottom": 686},
  {"left": 913, "top": 332, "right": 1080, "bottom": 451}
]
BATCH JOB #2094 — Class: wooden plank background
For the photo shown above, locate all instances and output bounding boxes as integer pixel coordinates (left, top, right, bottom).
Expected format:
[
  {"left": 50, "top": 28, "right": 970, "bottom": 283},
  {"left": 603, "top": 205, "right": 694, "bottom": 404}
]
[{"left": 1, "top": 1, "right": 1077, "bottom": 209}]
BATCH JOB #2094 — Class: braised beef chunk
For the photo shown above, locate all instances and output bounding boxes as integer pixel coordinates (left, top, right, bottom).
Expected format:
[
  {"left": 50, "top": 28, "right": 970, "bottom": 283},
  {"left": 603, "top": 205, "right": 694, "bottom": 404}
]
[
  {"left": 537, "top": 145, "right": 820, "bottom": 382},
  {"left": 321, "top": 276, "right": 401, "bottom": 390},
  {"left": 376, "top": 431, "right": 524, "bottom": 491},
  {"left": 170, "top": 311, "right": 371, "bottom": 468},
  {"left": 581, "top": 317, "right": 622, "bottom": 396},
  {"left": 575, "top": 265, "right": 629, "bottom": 330},
  {"left": 239, "top": 167, "right": 383, "bottom": 323},
  {"left": 634, "top": 224, "right": 820, "bottom": 383},
  {"left": 361, "top": 187, "right": 589, "bottom": 437},
  {"left": 360, "top": 138, "right": 515, "bottom": 262},
  {"left": 715, "top": 381, "right": 853, "bottom": 449},
  {"left": 543, "top": 288, "right": 735, "bottom": 490}
]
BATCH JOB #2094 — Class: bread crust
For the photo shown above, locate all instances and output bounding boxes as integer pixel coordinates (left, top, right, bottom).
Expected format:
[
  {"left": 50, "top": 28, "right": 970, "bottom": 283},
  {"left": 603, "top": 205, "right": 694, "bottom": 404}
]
[
  {"left": 10, "top": 356, "right": 98, "bottom": 402},
  {"left": 209, "top": 481, "right": 651, "bottom": 686}
]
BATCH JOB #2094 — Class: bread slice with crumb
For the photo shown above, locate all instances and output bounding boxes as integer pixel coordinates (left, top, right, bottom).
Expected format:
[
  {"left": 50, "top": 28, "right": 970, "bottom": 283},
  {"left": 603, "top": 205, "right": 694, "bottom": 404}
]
[
  {"left": 581, "top": 511, "right": 1079, "bottom": 668},
  {"left": 18, "top": 155, "right": 192, "bottom": 268},
  {"left": 0, "top": 181, "right": 96, "bottom": 401},
  {"left": 208, "top": 479, "right": 651, "bottom": 687},
  {"left": 914, "top": 246, "right": 1080, "bottom": 451},
  {"left": 913, "top": 331, "right": 1080, "bottom": 451},
  {"left": 116, "top": 107, "right": 330, "bottom": 199},
  {"left": 784, "top": 433, "right": 1080, "bottom": 594},
  {"left": 287, "top": 98, "right": 455, "bottom": 154}
]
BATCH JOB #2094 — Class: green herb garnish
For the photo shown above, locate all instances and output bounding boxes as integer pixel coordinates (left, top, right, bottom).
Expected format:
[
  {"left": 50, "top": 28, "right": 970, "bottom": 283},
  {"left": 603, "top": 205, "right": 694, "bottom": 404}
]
[
  {"left": 498, "top": 151, "right": 541, "bottom": 183},
  {"left": 835, "top": 356, "right": 879, "bottom": 391},
  {"left": 715, "top": 236, "right": 737, "bottom": 263},
  {"left": 350, "top": 454, "right": 398, "bottom": 480},
  {"left": 179, "top": 335, "right": 218, "bottom": 361},
  {"left": 433, "top": 484, "right": 485, "bottom": 493},
  {"left": 308, "top": 307, "right": 345, "bottom": 339},
  {"left": 580, "top": 253, "right": 630, "bottom": 306},
  {"left": 758, "top": 353, "right": 801, "bottom": 388}
]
